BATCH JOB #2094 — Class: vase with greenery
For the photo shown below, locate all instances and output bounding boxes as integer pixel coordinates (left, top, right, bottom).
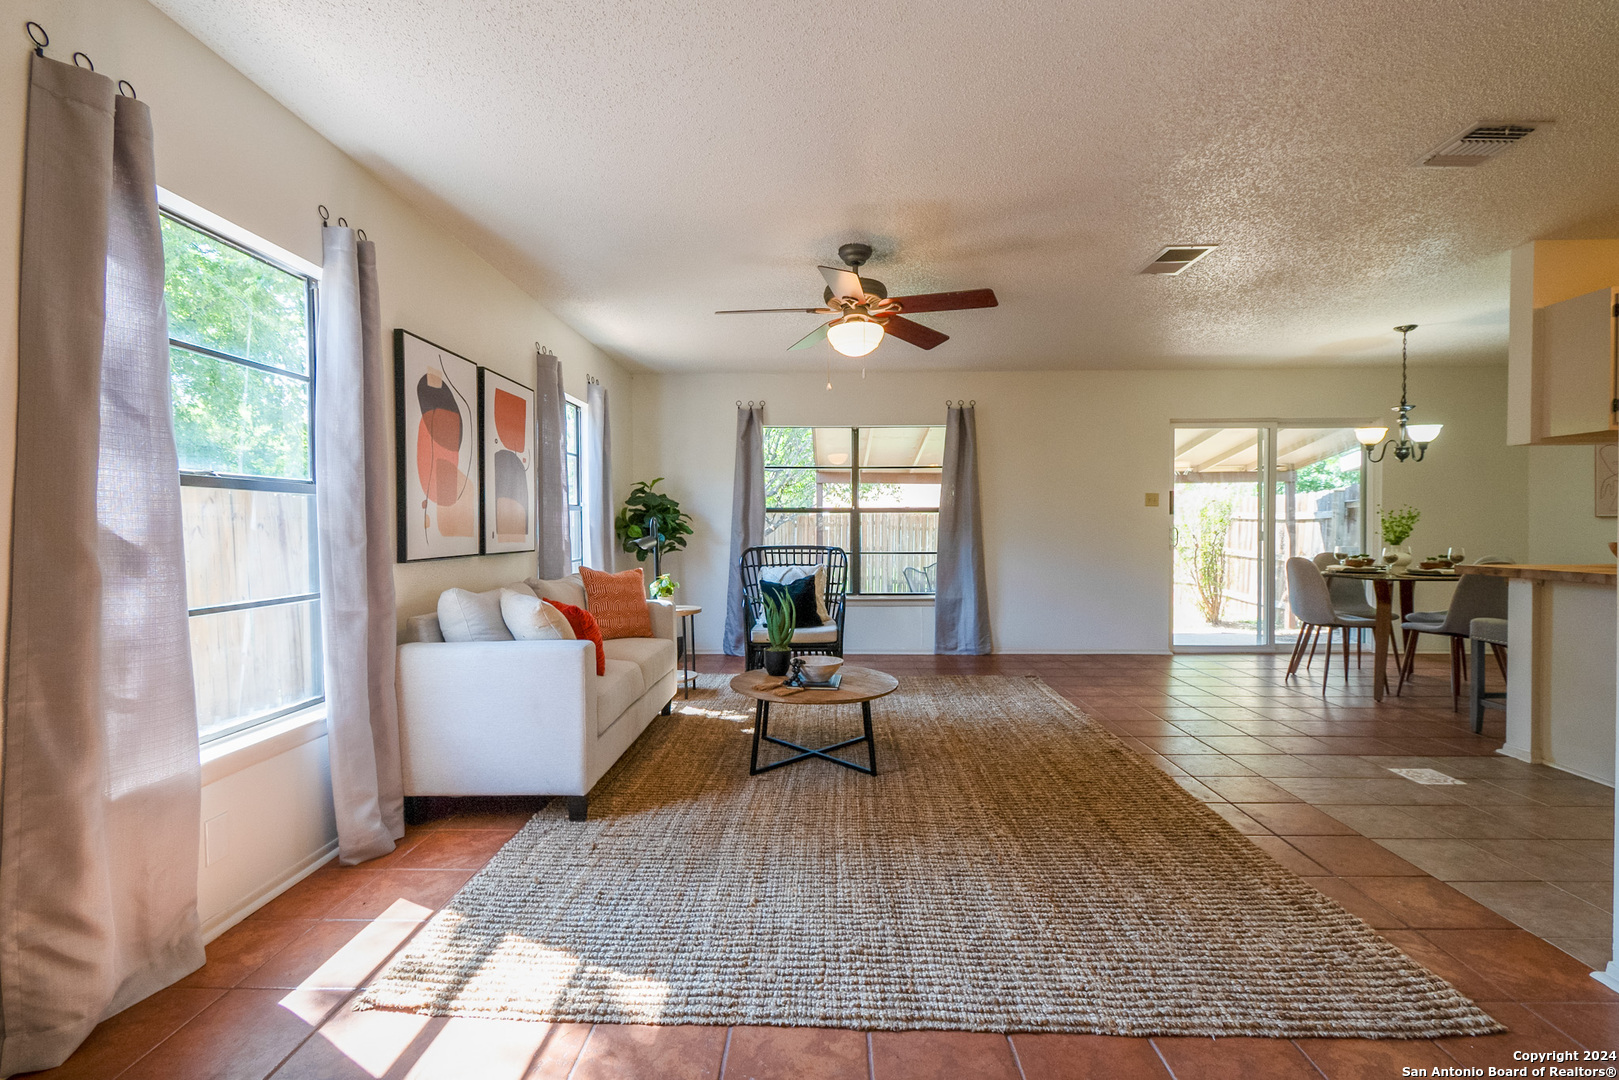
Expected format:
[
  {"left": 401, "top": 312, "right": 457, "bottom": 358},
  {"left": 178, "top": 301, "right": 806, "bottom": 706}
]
[
  {"left": 648, "top": 573, "right": 678, "bottom": 599},
  {"left": 760, "top": 589, "right": 796, "bottom": 676},
  {"left": 1378, "top": 505, "right": 1420, "bottom": 567},
  {"left": 614, "top": 478, "right": 694, "bottom": 585}
]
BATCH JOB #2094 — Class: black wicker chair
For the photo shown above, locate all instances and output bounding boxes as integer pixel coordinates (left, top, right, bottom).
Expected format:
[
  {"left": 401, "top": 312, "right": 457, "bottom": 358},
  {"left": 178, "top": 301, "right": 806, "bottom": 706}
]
[{"left": 739, "top": 545, "right": 849, "bottom": 671}]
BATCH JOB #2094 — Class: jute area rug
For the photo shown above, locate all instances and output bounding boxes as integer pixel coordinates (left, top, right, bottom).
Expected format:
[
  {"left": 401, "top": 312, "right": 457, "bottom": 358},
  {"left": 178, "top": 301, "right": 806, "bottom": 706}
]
[{"left": 360, "top": 675, "right": 1502, "bottom": 1037}]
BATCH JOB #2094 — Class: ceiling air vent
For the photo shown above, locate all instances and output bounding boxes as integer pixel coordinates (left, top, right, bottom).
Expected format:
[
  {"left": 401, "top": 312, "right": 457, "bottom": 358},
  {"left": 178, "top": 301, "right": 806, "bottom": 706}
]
[
  {"left": 1142, "top": 245, "right": 1216, "bottom": 275},
  {"left": 1421, "top": 123, "right": 1547, "bottom": 167}
]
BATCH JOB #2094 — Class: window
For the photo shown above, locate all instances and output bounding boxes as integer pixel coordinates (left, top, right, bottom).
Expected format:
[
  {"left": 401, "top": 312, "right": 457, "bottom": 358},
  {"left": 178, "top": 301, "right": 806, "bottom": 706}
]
[
  {"left": 565, "top": 398, "right": 584, "bottom": 572},
  {"left": 161, "top": 211, "right": 322, "bottom": 743},
  {"left": 763, "top": 426, "right": 942, "bottom": 595}
]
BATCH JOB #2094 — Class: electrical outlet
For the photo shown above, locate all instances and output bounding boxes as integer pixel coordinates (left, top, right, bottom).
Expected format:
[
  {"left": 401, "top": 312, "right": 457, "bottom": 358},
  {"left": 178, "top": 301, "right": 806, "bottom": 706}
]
[
  {"left": 204, "top": 813, "right": 229, "bottom": 867},
  {"left": 1144, "top": 493, "right": 1160, "bottom": 507}
]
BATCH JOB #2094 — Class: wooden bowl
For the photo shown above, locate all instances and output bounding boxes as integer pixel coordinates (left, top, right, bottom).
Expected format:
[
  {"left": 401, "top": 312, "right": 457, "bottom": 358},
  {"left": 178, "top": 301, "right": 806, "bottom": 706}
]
[
  {"left": 1343, "top": 558, "right": 1374, "bottom": 569},
  {"left": 799, "top": 656, "right": 843, "bottom": 680},
  {"left": 1419, "top": 560, "right": 1448, "bottom": 570}
]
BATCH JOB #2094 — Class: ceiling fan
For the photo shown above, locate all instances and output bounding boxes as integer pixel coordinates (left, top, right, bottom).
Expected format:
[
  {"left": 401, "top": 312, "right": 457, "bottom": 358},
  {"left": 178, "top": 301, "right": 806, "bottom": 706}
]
[{"left": 716, "top": 243, "right": 998, "bottom": 357}]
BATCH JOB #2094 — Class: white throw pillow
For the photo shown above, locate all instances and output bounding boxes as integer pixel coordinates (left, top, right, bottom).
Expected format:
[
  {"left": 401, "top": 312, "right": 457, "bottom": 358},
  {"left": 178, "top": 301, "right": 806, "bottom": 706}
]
[
  {"left": 525, "top": 572, "right": 587, "bottom": 609},
  {"left": 760, "top": 564, "right": 831, "bottom": 624},
  {"left": 500, "top": 588, "right": 576, "bottom": 640},
  {"left": 437, "top": 588, "right": 514, "bottom": 642}
]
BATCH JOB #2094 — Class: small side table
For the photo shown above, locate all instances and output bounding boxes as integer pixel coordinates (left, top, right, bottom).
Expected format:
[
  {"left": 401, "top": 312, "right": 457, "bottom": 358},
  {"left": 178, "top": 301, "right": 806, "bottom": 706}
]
[{"left": 675, "top": 604, "right": 701, "bottom": 698}]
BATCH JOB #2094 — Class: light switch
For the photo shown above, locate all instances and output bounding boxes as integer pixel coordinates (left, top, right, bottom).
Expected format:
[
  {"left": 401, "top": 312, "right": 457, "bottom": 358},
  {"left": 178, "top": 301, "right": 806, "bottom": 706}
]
[{"left": 1144, "top": 493, "right": 1160, "bottom": 507}]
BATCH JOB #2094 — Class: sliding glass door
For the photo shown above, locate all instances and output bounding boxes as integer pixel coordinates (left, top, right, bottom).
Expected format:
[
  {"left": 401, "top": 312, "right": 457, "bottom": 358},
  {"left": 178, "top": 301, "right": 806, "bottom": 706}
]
[{"left": 1173, "top": 423, "right": 1367, "bottom": 651}]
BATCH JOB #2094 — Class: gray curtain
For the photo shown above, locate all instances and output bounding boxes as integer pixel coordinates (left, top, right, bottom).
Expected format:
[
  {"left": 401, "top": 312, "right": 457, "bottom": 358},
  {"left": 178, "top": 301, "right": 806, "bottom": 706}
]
[
  {"left": 316, "top": 226, "right": 404, "bottom": 865},
  {"left": 723, "top": 404, "right": 766, "bottom": 656},
  {"left": 0, "top": 56, "right": 204, "bottom": 1075},
  {"left": 936, "top": 403, "right": 992, "bottom": 654},
  {"left": 534, "top": 352, "right": 570, "bottom": 579},
  {"left": 585, "top": 381, "right": 614, "bottom": 570}
]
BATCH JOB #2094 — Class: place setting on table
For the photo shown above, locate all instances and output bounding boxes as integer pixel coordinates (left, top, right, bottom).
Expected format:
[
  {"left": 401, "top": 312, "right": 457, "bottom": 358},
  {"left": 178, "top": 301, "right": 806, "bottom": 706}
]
[{"left": 1320, "top": 546, "right": 1470, "bottom": 700}]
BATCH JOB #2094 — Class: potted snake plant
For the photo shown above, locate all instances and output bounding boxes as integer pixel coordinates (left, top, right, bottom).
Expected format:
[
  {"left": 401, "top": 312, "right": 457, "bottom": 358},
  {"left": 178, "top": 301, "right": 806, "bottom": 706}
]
[{"left": 761, "top": 589, "right": 796, "bottom": 676}]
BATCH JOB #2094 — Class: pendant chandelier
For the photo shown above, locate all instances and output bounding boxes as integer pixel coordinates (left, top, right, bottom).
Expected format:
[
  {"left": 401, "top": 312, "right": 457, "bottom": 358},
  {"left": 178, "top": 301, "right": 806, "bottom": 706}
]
[{"left": 1355, "top": 324, "right": 1442, "bottom": 462}]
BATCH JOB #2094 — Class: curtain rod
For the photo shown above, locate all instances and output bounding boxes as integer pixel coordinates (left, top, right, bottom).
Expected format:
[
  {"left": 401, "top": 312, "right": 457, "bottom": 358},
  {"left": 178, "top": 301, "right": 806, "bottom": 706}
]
[
  {"left": 736, "top": 400, "right": 766, "bottom": 408},
  {"left": 316, "top": 204, "right": 366, "bottom": 239},
  {"left": 26, "top": 22, "right": 137, "bottom": 97},
  {"left": 947, "top": 399, "right": 976, "bottom": 407}
]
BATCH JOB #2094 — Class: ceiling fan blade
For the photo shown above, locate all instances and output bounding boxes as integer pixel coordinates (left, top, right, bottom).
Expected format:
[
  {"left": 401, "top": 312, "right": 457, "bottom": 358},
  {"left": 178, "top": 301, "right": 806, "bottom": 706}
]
[
  {"left": 881, "top": 315, "right": 949, "bottom": 350},
  {"left": 889, "top": 288, "right": 998, "bottom": 313},
  {"left": 715, "top": 307, "right": 835, "bottom": 314},
  {"left": 787, "top": 322, "right": 831, "bottom": 351},
  {"left": 819, "top": 264, "right": 866, "bottom": 301}
]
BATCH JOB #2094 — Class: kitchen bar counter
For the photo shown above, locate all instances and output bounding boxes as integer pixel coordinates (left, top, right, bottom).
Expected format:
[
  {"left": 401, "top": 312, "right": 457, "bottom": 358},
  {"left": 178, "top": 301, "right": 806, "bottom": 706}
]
[
  {"left": 1456, "top": 563, "right": 1616, "bottom": 586},
  {"left": 1465, "top": 563, "right": 1616, "bottom": 787}
]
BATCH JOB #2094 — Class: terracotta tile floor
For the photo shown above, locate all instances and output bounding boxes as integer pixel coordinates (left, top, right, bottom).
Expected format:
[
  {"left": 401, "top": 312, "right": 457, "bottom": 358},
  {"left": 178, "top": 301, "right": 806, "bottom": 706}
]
[{"left": 27, "top": 653, "right": 1619, "bottom": 1079}]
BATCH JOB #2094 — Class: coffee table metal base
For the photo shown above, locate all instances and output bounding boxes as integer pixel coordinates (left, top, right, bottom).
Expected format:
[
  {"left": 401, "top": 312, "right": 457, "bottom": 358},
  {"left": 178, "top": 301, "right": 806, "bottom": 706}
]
[{"left": 749, "top": 699, "right": 877, "bottom": 775}]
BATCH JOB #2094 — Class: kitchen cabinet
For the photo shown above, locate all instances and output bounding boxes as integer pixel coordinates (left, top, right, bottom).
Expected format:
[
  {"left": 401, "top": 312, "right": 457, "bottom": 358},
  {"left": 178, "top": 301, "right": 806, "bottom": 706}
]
[
  {"left": 1507, "top": 240, "right": 1619, "bottom": 446},
  {"left": 1538, "top": 286, "right": 1618, "bottom": 442}
]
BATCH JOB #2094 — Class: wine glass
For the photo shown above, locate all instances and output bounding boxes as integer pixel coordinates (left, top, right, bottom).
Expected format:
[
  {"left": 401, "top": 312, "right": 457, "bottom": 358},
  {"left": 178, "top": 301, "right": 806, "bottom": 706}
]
[
  {"left": 1380, "top": 545, "right": 1402, "bottom": 567},
  {"left": 1446, "top": 546, "right": 1466, "bottom": 566}
]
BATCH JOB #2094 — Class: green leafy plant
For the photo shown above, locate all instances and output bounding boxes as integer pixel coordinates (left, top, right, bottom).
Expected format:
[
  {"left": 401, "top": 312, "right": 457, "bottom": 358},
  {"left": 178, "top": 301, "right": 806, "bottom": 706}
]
[
  {"left": 1379, "top": 505, "right": 1421, "bottom": 546},
  {"left": 648, "top": 573, "right": 678, "bottom": 599},
  {"left": 1175, "top": 496, "right": 1235, "bottom": 626},
  {"left": 614, "top": 478, "right": 694, "bottom": 562},
  {"left": 761, "top": 589, "right": 796, "bottom": 652}
]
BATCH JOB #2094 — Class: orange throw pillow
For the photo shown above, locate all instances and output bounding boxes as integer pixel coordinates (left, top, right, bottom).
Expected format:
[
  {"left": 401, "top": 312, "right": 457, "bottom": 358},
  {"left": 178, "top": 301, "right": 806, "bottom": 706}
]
[
  {"left": 580, "top": 566, "right": 654, "bottom": 640},
  {"left": 543, "top": 599, "right": 606, "bottom": 676}
]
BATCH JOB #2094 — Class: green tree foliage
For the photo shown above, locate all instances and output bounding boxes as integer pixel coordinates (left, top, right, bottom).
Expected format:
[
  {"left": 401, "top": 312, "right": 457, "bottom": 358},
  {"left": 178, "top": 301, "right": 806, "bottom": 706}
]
[
  {"left": 161, "top": 216, "right": 311, "bottom": 479},
  {"left": 1292, "top": 451, "right": 1360, "bottom": 494}
]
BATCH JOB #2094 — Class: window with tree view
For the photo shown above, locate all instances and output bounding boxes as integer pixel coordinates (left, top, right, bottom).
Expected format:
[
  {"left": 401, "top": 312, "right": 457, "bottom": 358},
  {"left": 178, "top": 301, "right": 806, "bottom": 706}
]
[
  {"left": 162, "top": 212, "right": 322, "bottom": 743},
  {"left": 764, "top": 426, "right": 942, "bottom": 595}
]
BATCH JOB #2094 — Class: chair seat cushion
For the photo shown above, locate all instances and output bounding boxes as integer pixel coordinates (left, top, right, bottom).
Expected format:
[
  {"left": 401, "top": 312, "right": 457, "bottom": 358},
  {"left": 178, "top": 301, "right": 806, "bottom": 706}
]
[
  {"left": 1335, "top": 615, "right": 1376, "bottom": 628},
  {"left": 603, "top": 636, "right": 676, "bottom": 688},
  {"left": 1469, "top": 617, "right": 1508, "bottom": 646},
  {"left": 1406, "top": 611, "right": 1446, "bottom": 624},
  {"left": 595, "top": 659, "right": 647, "bottom": 735},
  {"left": 750, "top": 624, "right": 839, "bottom": 644}
]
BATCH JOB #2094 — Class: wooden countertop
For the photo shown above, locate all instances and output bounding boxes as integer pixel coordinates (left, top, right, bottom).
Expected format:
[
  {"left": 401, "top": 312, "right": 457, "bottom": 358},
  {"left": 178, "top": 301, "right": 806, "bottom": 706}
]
[{"left": 1455, "top": 563, "right": 1617, "bottom": 585}]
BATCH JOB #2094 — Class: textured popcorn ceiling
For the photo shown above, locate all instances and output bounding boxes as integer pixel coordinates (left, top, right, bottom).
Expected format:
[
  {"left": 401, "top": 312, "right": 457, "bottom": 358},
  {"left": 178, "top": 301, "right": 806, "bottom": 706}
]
[{"left": 152, "top": 0, "right": 1619, "bottom": 372}]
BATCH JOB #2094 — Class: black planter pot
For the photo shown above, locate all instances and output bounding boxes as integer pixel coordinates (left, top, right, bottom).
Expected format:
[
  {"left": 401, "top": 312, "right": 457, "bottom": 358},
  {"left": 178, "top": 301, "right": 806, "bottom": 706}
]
[{"left": 763, "top": 650, "right": 791, "bottom": 676}]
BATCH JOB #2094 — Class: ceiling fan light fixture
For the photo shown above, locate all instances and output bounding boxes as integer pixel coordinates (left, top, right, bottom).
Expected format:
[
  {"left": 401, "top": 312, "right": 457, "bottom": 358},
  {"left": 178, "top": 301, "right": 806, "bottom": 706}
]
[{"left": 826, "top": 315, "right": 884, "bottom": 357}]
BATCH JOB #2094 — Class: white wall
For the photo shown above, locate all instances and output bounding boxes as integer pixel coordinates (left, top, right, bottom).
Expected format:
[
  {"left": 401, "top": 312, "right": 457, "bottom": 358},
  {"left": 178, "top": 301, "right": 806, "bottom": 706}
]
[
  {"left": 634, "top": 364, "right": 1530, "bottom": 654},
  {"left": 1527, "top": 444, "right": 1619, "bottom": 565},
  {"left": 0, "top": 0, "right": 636, "bottom": 930}
]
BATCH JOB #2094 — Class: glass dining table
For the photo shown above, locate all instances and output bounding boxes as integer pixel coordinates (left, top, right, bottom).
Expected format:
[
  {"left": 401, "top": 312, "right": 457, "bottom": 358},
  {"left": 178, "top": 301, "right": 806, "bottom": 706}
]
[{"left": 1319, "top": 565, "right": 1463, "bottom": 700}]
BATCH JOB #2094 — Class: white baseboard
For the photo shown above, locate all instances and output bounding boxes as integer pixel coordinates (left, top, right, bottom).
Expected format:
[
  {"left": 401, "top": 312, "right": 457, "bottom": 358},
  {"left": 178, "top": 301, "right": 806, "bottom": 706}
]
[
  {"left": 201, "top": 839, "right": 338, "bottom": 943},
  {"left": 1495, "top": 744, "right": 1532, "bottom": 763},
  {"left": 1593, "top": 963, "right": 1619, "bottom": 992}
]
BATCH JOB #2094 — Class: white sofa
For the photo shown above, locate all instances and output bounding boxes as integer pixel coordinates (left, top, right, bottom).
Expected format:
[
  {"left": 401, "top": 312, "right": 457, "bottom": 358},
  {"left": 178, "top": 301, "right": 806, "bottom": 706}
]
[{"left": 396, "top": 590, "right": 678, "bottom": 821}]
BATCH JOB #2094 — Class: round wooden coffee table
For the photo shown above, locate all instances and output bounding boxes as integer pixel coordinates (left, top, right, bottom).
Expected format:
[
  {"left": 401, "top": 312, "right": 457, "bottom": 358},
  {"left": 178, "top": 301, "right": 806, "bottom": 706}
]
[{"left": 729, "top": 666, "right": 898, "bottom": 776}]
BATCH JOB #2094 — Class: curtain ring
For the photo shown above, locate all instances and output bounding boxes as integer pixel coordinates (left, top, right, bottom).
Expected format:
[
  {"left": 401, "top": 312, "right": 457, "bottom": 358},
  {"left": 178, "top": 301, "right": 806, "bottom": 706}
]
[
  {"left": 26, "top": 22, "right": 48, "bottom": 55},
  {"left": 317, "top": 205, "right": 330, "bottom": 227},
  {"left": 117, "top": 79, "right": 136, "bottom": 99},
  {"left": 71, "top": 51, "right": 92, "bottom": 71},
  {"left": 356, "top": 228, "right": 367, "bottom": 241},
  {"left": 336, "top": 216, "right": 348, "bottom": 228}
]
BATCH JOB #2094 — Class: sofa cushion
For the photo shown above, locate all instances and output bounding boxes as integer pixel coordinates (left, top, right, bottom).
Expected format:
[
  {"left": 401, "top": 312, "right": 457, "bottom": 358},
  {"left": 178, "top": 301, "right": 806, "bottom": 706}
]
[
  {"left": 438, "top": 588, "right": 514, "bottom": 642},
  {"left": 500, "top": 589, "right": 575, "bottom": 640},
  {"left": 595, "top": 659, "right": 646, "bottom": 736},
  {"left": 525, "top": 572, "right": 587, "bottom": 609},
  {"left": 603, "top": 636, "right": 677, "bottom": 690},
  {"left": 750, "top": 624, "right": 839, "bottom": 644},
  {"left": 406, "top": 613, "right": 445, "bottom": 643},
  {"left": 544, "top": 599, "right": 605, "bottom": 675},
  {"left": 581, "top": 566, "right": 654, "bottom": 639}
]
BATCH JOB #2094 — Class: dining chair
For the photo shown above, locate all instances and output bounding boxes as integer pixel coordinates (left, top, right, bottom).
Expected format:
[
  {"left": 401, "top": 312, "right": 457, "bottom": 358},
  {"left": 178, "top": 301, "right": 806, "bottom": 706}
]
[
  {"left": 1284, "top": 557, "right": 1377, "bottom": 691},
  {"left": 1306, "top": 551, "right": 1386, "bottom": 668},
  {"left": 1395, "top": 566, "right": 1508, "bottom": 710}
]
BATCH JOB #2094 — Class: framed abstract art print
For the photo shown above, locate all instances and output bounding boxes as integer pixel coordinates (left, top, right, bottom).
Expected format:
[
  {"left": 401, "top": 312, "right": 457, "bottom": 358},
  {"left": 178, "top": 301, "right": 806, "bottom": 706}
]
[
  {"left": 478, "top": 368, "right": 537, "bottom": 554},
  {"left": 395, "top": 330, "right": 481, "bottom": 561}
]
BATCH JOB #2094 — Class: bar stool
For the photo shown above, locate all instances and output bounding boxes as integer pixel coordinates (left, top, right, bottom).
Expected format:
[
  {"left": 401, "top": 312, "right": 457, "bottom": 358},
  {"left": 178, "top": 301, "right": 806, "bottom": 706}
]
[{"left": 1468, "top": 617, "right": 1508, "bottom": 734}]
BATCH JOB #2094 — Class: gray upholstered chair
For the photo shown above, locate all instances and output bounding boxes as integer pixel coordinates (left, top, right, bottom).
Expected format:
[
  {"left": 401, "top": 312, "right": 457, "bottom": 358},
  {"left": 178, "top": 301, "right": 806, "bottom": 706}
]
[
  {"left": 1284, "top": 557, "right": 1377, "bottom": 690},
  {"left": 1468, "top": 617, "right": 1508, "bottom": 734},
  {"left": 1303, "top": 551, "right": 1385, "bottom": 667},
  {"left": 1396, "top": 567, "right": 1508, "bottom": 710}
]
